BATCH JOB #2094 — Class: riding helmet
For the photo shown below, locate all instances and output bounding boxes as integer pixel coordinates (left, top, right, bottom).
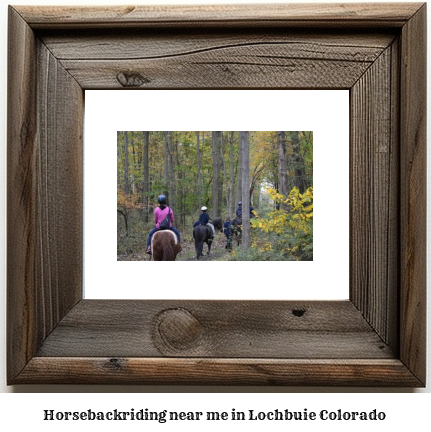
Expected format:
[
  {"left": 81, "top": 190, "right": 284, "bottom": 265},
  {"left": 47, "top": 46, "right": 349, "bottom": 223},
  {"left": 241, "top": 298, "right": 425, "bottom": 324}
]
[
  {"left": 201, "top": 206, "right": 208, "bottom": 211},
  {"left": 238, "top": 201, "right": 242, "bottom": 205},
  {"left": 157, "top": 194, "right": 167, "bottom": 204}
]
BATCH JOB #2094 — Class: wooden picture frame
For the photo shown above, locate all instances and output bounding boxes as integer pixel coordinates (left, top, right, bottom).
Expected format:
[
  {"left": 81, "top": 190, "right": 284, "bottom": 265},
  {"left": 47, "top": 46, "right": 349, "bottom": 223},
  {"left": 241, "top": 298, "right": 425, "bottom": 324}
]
[{"left": 7, "top": 3, "right": 426, "bottom": 386}]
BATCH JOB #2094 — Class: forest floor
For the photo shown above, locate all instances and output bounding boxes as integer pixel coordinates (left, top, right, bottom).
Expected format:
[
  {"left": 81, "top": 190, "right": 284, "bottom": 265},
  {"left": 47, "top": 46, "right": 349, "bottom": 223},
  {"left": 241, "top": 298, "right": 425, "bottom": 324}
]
[
  {"left": 117, "top": 233, "right": 236, "bottom": 261},
  {"left": 176, "top": 234, "right": 231, "bottom": 261}
]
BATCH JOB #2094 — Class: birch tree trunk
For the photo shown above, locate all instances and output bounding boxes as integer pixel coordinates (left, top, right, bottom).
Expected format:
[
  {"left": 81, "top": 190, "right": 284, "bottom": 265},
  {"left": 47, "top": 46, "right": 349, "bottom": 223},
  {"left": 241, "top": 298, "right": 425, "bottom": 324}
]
[{"left": 240, "top": 131, "right": 250, "bottom": 250}]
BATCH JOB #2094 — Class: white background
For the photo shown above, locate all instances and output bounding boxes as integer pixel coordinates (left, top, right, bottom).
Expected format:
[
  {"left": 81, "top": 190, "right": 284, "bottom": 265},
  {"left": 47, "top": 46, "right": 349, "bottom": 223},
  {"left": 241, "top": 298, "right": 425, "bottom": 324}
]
[
  {"left": 85, "top": 90, "right": 349, "bottom": 300},
  {"left": 0, "top": 0, "right": 430, "bottom": 425}
]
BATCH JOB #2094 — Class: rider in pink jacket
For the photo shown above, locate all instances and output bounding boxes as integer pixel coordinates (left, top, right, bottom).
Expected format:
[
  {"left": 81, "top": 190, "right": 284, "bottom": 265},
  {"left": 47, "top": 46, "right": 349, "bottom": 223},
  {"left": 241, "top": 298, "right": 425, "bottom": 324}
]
[
  {"left": 154, "top": 205, "right": 173, "bottom": 228},
  {"left": 146, "top": 195, "right": 181, "bottom": 254}
]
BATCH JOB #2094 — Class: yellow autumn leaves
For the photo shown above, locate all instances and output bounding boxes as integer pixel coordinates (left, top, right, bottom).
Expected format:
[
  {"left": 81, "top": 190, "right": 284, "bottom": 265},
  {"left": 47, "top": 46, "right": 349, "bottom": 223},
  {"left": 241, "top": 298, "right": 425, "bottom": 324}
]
[{"left": 251, "top": 187, "right": 313, "bottom": 260}]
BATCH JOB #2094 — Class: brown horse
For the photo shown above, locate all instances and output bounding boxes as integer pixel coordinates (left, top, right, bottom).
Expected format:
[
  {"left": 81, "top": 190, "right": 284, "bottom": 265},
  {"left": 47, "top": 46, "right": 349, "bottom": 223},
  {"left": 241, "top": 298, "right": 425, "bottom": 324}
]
[{"left": 151, "top": 230, "right": 180, "bottom": 261}]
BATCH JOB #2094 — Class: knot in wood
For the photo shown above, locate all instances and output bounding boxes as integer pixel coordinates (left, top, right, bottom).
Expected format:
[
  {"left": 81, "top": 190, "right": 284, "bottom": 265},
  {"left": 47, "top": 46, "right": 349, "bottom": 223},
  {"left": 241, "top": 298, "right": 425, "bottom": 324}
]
[
  {"left": 116, "top": 71, "right": 150, "bottom": 87},
  {"left": 108, "top": 358, "right": 123, "bottom": 369},
  {"left": 292, "top": 308, "right": 306, "bottom": 317},
  {"left": 154, "top": 308, "right": 203, "bottom": 351}
]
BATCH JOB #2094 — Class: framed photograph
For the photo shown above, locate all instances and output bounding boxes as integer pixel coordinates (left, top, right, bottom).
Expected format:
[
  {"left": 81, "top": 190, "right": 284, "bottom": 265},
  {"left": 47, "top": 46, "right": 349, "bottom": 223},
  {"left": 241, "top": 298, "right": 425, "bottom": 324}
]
[
  {"left": 7, "top": 3, "right": 426, "bottom": 386},
  {"left": 85, "top": 89, "right": 349, "bottom": 300}
]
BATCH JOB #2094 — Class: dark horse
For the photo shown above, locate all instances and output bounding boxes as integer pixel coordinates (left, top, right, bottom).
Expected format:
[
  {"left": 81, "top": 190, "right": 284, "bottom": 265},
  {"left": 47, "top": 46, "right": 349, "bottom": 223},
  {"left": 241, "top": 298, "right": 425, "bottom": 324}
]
[
  {"left": 231, "top": 217, "right": 242, "bottom": 246},
  {"left": 151, "top": 230, "right": 180, "bottom": 261},
  {"left": 193, "top": 224, "right": 214, "bottom": 260},
  {"left": 209, "top": 218, "right": 223, "bottom": 233}
]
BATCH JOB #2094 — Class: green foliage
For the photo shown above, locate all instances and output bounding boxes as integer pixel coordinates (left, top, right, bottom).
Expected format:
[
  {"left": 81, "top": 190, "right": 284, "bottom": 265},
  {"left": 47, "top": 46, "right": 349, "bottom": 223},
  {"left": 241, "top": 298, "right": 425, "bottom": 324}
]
[
  {"left": 250, "top": 186, "right": 313, "bottom": 261},
  {"left": 229, "top": 232, "right": 296, "bottom": 261}
]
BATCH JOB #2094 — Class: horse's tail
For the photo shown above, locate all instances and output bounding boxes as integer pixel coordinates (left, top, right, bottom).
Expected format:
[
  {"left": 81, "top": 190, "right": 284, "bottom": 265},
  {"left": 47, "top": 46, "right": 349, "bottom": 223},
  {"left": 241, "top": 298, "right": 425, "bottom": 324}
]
[
  {"left": 198, "top": 238, "right": 204, "bottom": 256},
  {"left": 162, "top": 236, "right": 175, "bottom": 261},
  {"left": 194, "top": 226, "right": 205, "bottom": 258}
]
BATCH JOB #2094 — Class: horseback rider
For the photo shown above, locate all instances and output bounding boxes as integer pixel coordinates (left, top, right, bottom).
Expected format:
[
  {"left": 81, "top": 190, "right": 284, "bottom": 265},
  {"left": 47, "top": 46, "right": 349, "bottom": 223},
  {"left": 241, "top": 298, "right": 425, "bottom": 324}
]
[
  {"left": 193, "top": 206, "right": 215, "bottom": 240},
  {"left": 146, "top": 195, "right": 181, "bottom": 254},
  {"left": 193, "top": 206, "right": 209, "bottom": 228},
  {"left": 199, "top": 206, "right": 210, "bottom": 225},
  {"left": 235, "top": 202, "right": 242, "bottom": 218},
  {"left": 235, "top": 201, "right": 254, "bottom": 219}
]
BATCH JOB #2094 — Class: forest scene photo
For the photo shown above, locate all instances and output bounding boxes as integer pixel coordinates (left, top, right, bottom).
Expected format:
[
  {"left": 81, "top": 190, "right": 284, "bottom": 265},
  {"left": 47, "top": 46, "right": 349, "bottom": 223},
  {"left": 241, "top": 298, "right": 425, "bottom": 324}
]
[{"left": 117, "top": 131, "right": 313, "bottom": 261}]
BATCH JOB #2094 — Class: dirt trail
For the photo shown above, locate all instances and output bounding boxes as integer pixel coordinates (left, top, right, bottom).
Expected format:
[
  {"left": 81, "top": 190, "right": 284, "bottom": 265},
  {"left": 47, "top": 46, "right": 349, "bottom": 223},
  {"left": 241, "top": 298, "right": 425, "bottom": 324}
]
[
  {"left": 184, "top": 249, "right": 230, "bottom": 261},
  {"left": 117, "top": 235, "right": 235, "bottom": 261},
  {"left": 177, "top": 235, "right": 233, "bottom": 261}
]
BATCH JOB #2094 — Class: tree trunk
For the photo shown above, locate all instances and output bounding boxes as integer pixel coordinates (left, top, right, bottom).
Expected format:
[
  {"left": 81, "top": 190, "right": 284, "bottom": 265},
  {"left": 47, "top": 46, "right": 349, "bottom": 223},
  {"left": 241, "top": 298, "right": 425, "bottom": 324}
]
[
  {"left": 235, "top": 133, "right": 242, "bottom": 213},
  {"left": 221, "top": 132, "right": 229, "bottom": 217},
  {"left": 143, "top": 131, "right": 149, "bottom": 223},
  {"left": 130, "top": 132, "right": 136, "bottom": 194},
  {"left": 211, "top": 131, "right": 219, "bottom": 218},
  {"left": 168, "top": 131, "right": 175, "bottom": 209},
  {"left": 173, "top": 134, "right": 183, "bottom": 225},
  {"left": 277, "top": 131, "right": 288, "bottom": 209},
  {"left": 197, "top": 131, "right": 201, "bottom": 212},
  {"left": 163, "top": 131, "right": 168, "bottom": 196},
  {"left": 117, "top": 209, "right": 129, "bottom": 237},
  {"left": 250, "top": 164, "right": 264, "bottom": 204},
  {"left": 117, "top": 131, "right": 122, "bottom": 186},
  {"left": 290, "top": 131, "right": 307, "bottom": 193},
  {"left": 217, "top": 131, "right": 223, "bottom": 217},
  {"left": 240, "top": 131, "right": 250, "bottom": 250},
  {"left": 123, "top": 131, "right": 130, "bottom": 195},
  {"left": 229, "top": 131, "right": 235, "bottom": 218}
]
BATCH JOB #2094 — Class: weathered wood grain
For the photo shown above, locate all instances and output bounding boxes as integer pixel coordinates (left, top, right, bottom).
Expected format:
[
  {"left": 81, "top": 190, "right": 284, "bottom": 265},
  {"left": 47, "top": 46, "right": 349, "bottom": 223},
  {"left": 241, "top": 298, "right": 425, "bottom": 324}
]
[
  {"left": 16, "top": 3, "right": 423, "bottom": 29},
  {"left": 399, "top": 3, "right": 427, "bottom": 385},
  {"left": 35, "top": 40, "right": 83, "bottom": 336},
  {"left": 41, "top": 31, "right": 395, "bottom": 60},
  {"left": 7, "top": 6, "right": 38, "bottom": 382},
  {"left": 350, "top": 44, "right": 398, "bottom": 348},
  {"left": 40, "top": 31, "right": 395, "bottom": 89},
  {"left": 16, "top": 358, "right": 423, "bottom": 386},
  {"left": 7, "top": 6, "right": 83, "bottom": 383},
  {"left": 58, "top": 44, "right": 386, "bottom": 89},
  {"left": 60, "top": 57, "right": 371, "bottom": 89},
  {"left": 36, "top": 300, "right": 394, "bottom": 359}
]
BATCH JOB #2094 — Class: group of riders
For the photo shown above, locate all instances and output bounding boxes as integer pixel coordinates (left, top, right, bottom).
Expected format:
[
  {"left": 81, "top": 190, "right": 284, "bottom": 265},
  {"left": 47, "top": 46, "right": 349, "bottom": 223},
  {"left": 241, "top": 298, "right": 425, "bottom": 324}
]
[{"left": 145, "top": 194, "right": 254, "bottom": 255}]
